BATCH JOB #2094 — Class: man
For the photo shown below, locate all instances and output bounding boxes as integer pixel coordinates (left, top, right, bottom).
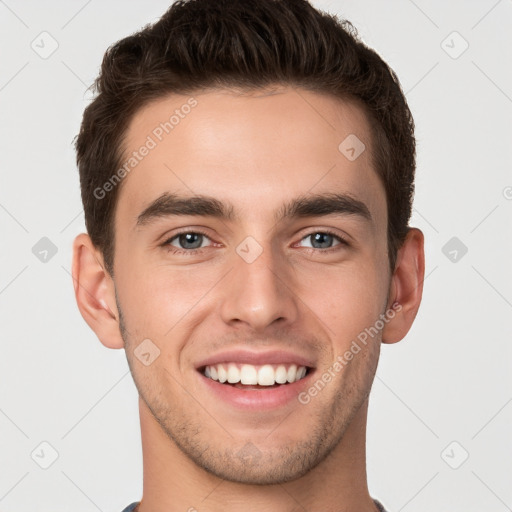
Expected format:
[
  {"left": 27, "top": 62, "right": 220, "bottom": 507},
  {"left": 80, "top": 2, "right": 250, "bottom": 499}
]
[{"left": 71, "top": 0, "right": 424, "bottom": 510}]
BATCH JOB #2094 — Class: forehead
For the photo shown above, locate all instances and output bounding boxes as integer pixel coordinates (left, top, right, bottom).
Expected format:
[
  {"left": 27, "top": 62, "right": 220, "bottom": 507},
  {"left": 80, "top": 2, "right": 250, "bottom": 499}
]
[{"left": 116, "top": 87, "right": 386, "bottom": 229}]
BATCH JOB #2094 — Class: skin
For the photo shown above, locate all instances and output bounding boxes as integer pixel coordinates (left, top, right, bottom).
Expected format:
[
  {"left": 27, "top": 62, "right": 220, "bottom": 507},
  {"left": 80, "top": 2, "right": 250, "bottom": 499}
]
[{"left": 72, "top": 86, "right": 424, "bottom": 512}]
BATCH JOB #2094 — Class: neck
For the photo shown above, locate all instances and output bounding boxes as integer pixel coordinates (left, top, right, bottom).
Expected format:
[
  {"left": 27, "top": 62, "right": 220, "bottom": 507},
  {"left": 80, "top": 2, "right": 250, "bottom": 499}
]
[{"left": 136, "top": 397, "right": 377, "bottom": 512}]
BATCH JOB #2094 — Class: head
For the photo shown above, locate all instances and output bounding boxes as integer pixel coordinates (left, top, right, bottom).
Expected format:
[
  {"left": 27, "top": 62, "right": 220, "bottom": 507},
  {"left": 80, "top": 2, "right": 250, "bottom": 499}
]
[
  {"left": 76, "top": 0, "right": 416, "bottom": 277},
  {"left": 72, "top": 0, "right": 424, "bottom": 486}
]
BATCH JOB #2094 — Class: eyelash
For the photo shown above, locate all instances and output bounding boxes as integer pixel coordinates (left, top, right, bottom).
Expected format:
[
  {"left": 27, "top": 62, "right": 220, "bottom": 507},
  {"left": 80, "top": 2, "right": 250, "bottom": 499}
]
[{"left": 162, "top": 229, "right": 349, "bottom": 256}]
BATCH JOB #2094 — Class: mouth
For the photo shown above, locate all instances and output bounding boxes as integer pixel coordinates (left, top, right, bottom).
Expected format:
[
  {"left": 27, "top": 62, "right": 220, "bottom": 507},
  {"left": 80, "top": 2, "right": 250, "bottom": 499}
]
[
  {"left": 196, "top": 359, "right": 316, "bottom": 410},
  {"left": 194, "top": 349, "right": 317, "bottom": 410},
  {"left": 199, "top": 362, "right": 313, "bottom": 390}
]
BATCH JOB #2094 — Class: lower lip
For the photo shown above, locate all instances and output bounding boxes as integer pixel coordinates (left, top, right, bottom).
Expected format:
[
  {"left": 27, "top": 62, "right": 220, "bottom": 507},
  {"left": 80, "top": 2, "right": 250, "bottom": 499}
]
[{"left": 198, "top": 370, "right": 315, "bottom": 411}]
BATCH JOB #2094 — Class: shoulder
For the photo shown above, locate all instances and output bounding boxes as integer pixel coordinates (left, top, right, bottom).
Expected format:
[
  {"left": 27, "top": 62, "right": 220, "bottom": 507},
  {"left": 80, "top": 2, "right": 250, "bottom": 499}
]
[
  {"left": 120, "top": 502, "right": 140, "bottom": 512},
  {"left": 373, "top": 498, "right": 390, "bottom": 512}
]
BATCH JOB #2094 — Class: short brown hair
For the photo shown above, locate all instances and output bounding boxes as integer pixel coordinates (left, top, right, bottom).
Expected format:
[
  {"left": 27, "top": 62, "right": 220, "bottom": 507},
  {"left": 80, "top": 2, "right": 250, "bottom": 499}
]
[{"left": 75, "top": 0, "right": 416, "bottom": 276}]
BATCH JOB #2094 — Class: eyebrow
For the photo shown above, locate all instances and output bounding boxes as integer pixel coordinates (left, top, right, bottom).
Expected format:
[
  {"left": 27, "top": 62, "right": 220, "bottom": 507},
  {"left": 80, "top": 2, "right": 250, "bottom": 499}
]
[{"left": 135, "top": 191, "right": 372, "bottom": 227}]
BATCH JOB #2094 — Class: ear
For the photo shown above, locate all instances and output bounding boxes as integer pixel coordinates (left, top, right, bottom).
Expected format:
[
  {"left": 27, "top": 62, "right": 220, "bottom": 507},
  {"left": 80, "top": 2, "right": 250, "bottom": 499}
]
[
  {"left": 71, "top": 233, "right": 125, "bottom": 349},
  {"left": 382, "top": 227, "right": 425, "bottom": 344}
]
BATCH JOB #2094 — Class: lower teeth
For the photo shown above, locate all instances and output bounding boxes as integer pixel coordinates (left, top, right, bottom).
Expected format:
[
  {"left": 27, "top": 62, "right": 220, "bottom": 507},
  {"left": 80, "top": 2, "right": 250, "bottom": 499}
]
[{"left": 230, "top": 382, "right": 283, "bottom": 389}]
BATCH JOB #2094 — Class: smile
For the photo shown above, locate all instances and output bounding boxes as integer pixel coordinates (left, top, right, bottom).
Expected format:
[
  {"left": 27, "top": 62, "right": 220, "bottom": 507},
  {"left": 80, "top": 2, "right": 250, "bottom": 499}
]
[
  {"left": 195, "top": 350, "right": 317, "bottom": 410},
  {"left": 201, "top": 363, "right": 310, "bottom": 387}
]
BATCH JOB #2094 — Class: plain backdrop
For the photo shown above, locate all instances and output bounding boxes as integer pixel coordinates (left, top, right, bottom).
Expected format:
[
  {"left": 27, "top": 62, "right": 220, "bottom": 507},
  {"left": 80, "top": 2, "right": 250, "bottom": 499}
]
[{"left": 0, "top": 1, "right": 511, "bottom": 511}]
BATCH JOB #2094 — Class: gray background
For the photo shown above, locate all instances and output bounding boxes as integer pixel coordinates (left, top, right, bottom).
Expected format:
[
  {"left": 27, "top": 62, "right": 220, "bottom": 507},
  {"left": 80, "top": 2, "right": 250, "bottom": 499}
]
[{"left": 1, "top": 0, "right": 511, "bottom": 511}]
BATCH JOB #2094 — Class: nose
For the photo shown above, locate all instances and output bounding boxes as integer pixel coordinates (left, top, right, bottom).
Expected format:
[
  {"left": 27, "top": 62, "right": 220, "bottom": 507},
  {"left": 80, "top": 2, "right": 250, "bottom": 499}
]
[{"left": 219, "top": 241, "right": 300, "bottom": 331}]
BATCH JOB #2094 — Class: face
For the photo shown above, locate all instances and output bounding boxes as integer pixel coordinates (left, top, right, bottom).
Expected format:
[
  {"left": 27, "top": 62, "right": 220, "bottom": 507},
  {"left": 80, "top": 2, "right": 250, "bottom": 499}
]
[{"left": 112, "top": 87, "right": 391, "bottom": 484}]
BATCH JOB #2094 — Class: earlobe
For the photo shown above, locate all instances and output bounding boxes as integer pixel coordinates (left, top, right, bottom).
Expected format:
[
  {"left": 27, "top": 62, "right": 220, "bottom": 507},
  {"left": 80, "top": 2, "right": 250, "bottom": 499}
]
[
  {"left": 71, "top": 233, "right": 125, "bottom": 349},
  {"left": 382, "top": 228, "right": 425, "bottom": 344}
]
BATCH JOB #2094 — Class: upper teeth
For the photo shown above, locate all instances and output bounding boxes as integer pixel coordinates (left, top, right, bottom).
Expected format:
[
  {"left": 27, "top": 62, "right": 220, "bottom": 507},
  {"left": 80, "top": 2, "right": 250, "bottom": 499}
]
[{"left": 203, "top": 363, "right": 308, "bottom": 386}]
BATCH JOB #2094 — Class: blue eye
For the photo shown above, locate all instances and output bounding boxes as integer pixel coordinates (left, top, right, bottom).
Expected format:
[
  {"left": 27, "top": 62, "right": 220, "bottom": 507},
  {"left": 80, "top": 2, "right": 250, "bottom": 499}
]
[
  {"left": 163, "top": 231, "right": 213, "bottom": 254},
  {"left": 299, "top": 231, "right": 347, "bottom": 250},
  {"left": 161, "top": 229, "right": 348, "bottom": 256},
  {"left": 302, "top": 232, "right": 338, "bottom": 249},
  {"left": 173, "top": 232, "right": 207, "bottom": 249}
]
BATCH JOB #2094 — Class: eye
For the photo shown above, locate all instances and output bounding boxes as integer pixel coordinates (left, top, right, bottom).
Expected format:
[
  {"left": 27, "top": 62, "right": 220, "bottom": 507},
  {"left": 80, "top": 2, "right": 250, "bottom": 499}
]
[
  {"left": 298, "top": 231, "right": 347, "bottom": 250},
  {"left": 163, "top": 230, "right": 213, "bottom": 253},
  {"left": 161, "top": 229, "right": 348, "bottom": 255}
]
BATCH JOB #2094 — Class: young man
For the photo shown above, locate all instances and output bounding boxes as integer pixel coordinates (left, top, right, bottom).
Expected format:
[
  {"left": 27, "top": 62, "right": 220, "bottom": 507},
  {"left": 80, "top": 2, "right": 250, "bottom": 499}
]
[{"left": 71, "top": 1, "right": 424, "bottom": 511}]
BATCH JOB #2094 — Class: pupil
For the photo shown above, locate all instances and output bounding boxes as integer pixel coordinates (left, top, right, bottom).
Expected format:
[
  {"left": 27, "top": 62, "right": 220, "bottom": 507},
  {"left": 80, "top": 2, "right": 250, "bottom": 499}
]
[
  {"left": 180, "top": 233, "right": 202, "bottom": 249},
  {"left": 312, "top": 232, "right": 332, "bottom": 249}
]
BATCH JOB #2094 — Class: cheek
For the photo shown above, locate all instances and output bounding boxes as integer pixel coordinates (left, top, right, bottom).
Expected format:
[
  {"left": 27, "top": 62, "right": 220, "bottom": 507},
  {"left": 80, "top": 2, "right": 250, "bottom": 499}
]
[
  {"left": 306, "top": 261, "right": 387, "bottom": 344},
  {"left": 116, "top": 261, "right": 218, "bottom": 338}
]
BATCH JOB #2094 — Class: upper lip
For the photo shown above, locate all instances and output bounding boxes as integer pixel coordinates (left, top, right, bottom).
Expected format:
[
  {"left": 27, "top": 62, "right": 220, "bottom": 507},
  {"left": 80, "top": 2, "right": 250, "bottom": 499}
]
[{"left": 195, "top": 349, "right": 316, "bottom": 370}]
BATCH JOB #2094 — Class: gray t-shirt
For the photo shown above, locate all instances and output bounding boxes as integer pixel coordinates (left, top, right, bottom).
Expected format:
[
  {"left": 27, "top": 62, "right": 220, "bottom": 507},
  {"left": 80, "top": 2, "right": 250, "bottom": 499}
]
[{"left": 121, "top": 498, "right": 389, "bottom": 511}]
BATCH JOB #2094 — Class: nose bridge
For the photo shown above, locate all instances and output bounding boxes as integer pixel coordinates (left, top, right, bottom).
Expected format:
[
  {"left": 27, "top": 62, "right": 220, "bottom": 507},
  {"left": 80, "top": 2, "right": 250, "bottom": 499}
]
[{"left": 219, "top": 236, "right": 298, "bottom": 329}]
